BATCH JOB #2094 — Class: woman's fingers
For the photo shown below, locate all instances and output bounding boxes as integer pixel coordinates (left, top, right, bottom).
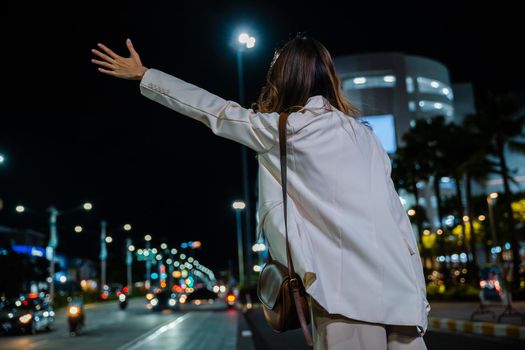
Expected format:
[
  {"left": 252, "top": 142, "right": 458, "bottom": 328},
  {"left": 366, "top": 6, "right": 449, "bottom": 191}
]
[
  {"left": 91, "top": 58, "right": 114, "bottom": 70},
  {"left": 91, "top": 49, "right": 116, "bottom": 64},
  {"left": 97, "top": 43, "right": 120, "bottom": 60},
  {"left": 97, "top": 67, "right": 117, "bottom": 77},
  {"left": 126, "top": 38, "right": 139, "bottom": 59}
]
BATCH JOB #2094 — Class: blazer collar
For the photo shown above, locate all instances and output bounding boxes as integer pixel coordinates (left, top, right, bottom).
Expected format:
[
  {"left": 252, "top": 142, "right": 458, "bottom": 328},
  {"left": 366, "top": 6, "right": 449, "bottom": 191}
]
[{"left": 304, "top": 95, "right": 332, "bottom": 111}]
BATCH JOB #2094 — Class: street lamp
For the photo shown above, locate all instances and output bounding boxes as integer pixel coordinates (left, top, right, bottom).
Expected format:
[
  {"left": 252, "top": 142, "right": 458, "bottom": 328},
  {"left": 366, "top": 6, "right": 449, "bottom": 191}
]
[
  {"left": 233, "top": 200, "right": 246, "bottom": 288},
  {"left": 144, "top": 234, "right": 152, "bottom": 290},
  {"left": 123, "top": 223, "right": 133, "bottom": 293},
  {"left": 0, "top": 154, "right": 5, "bottom": 164},
  {"left": 100, "top": 220, "right": 108, "bottom": 293},
  {"left": 486, "top": 192, "right": 500, "bottom": 263},
  {"left": 235, "top": 30, "right": 256, "bottom": 286},
  {"left": 16, "top": 202, "right": 92, "bottom": 304}
]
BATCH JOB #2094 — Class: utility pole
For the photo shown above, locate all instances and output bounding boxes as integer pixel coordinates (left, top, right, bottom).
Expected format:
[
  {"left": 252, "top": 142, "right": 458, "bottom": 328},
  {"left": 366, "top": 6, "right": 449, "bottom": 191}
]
[
  {"left": 145, "top": 239, "right": 151, "bottom": 290},
  {"left": 126, "top": 238, "right": 133, "bottom": 294},
  {"left": 47, "top": 207, "right": 59, "bottom": 304},
  {"left": 100, "top": 220, "right": 107, "bottom": 292}
]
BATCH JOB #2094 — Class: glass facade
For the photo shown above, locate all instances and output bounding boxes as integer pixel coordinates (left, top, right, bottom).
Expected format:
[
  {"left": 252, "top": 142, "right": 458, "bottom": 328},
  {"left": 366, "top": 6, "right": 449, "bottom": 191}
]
[
  {"left": 418, "top": 100, "right": 454, "bottom": 117},
  {"left": 416, "top": 77, "right": 454, "bottom": 100},
  {"left": 343, "top": 74, "right": 397, "bottom": 90}
]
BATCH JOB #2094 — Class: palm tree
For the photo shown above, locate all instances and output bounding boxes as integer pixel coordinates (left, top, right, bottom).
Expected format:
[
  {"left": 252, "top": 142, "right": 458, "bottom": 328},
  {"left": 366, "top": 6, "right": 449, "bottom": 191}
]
[
  {"left": 401, "top": 116, "right": 449, "bottom": 232},
  {"left": 390, "top": 148, "right": 428, "bottom": 238},
  {"left": 463, "top": 91, "right": 525, "bottom": 292}
]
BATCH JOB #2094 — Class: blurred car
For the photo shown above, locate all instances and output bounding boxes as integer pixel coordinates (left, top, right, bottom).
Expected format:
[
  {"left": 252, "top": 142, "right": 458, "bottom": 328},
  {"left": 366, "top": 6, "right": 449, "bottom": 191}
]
[
  {"left": 145, "top": 289, "right": 180, "bottom": 311},
  {"left": 0, "top": 294, "right": 55, "bottom": 335},
  {"left": 185, "top": 288, "right": 218, "bottom": 306}
]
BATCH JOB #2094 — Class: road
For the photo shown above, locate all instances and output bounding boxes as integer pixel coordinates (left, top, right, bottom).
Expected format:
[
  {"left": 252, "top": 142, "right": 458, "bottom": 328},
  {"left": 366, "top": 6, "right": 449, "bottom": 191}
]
[{"left": 0, "top": 298, "right": 253, "bottom": 350}]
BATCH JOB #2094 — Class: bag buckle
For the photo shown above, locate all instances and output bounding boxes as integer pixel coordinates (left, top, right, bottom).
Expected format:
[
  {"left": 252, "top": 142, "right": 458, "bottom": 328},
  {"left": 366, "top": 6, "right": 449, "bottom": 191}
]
[{"left": 289, "top": 277, "right": 299, "bottom": 289}]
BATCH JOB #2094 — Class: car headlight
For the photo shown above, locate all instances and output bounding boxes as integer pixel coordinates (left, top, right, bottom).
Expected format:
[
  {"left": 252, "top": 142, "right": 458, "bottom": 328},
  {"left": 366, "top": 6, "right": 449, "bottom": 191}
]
[
  {"left": 168, "top": 298, "right": 176, "bottom": 306},
  {"left": 19, "top": 314, "right": 32, "bottom": 324},
  {"left": 69, "top": 306, "right": 79, "bottom": 315},
  {"left": 119, "top": 294, "right": 126, "bottom": 302},
  {"left": 150, "top": 298, "right": 158, "bottom": 306}
]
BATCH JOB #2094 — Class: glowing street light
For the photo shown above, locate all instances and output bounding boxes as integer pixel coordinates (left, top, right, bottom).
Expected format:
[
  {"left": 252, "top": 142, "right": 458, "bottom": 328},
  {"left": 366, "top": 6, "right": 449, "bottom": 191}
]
[
  {"left": 238, "top": 33, "right": 249, "bottom": 44},
  {"left": 83, "top": 202, "right": 93, "bottom": 211},
  {"left": 232, "top": 201, "right": 246, "bottom": 210},
  {"left": 0, "top": 154, "right": 5, "bottom": 164},
  {"left": 144, "top": 234, "right": 152, "bottom": 242},
  {"left": 74, "top": 225, "right": 83, "bottom": 233},
  {"left": 16, "top": 205, "right": 25, "bottom": 213},
  {"left": 123, "top": 224, "right": 132, "bottom": 231}
]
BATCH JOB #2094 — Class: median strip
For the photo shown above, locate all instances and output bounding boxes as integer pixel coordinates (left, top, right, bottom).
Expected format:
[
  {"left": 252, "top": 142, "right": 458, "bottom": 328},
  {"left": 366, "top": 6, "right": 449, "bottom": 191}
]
[{"left": 428, "top": 317, "right": 525, "bottom": 340}]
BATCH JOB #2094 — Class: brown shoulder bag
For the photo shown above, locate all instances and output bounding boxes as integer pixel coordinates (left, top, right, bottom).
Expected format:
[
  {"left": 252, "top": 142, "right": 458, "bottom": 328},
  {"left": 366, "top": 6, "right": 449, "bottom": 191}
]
[{"left": 256, "top": 112, "right": 314, "bottom": 347}]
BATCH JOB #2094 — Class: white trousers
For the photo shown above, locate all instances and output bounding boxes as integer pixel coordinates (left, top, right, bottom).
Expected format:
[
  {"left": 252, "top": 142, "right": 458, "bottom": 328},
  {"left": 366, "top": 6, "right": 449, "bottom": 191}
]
[{"left": 308, "top": 295, "right": 428, "bottom": 350}]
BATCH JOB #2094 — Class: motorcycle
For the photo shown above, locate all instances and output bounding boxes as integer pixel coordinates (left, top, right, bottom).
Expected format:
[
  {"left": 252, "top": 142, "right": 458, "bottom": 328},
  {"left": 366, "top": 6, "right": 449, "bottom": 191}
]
[
  {"left": 118, "top": 292, "right": 128, "bottom": 310},
  {"left": 226, "top": 292, "right": 237, "bottom": 309},
  {"left": 67, "top": 303, "right": 85, "bottom": 336}
]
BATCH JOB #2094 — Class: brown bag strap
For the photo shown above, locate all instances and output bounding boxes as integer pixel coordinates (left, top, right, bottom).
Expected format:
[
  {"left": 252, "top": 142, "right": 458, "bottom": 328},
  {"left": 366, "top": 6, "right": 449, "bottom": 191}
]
[{"left": 278, "top": 112, "right": 313, "bottom": 347}]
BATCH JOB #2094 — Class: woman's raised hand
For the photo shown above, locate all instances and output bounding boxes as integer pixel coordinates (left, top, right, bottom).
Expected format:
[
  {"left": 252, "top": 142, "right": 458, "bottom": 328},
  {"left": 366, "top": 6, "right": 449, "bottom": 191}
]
[{"left": 91, "top": 39, "right": 148, "bottom": 80}]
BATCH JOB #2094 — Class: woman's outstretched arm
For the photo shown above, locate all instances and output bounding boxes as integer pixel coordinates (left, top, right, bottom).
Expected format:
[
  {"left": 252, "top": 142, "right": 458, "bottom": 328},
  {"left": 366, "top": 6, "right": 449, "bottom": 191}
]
[{"left": 91, "top": 39, "right": 277, "bottom": 153}]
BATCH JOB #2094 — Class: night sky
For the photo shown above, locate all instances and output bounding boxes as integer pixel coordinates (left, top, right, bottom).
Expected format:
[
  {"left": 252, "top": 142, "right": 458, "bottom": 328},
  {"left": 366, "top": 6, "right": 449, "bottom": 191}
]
[{"left": 0, "top": 1, "right": 523, "bottom": 271}]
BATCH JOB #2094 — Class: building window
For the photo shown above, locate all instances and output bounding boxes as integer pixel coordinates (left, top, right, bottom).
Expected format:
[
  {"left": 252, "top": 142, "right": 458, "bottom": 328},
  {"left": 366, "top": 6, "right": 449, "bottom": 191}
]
[
  {"left": 406, "top": 77, "right": 414, "bottom": 93},
  {"left": 416, "top": 77, "right": 454, "bottom": 101},
  {"left": 418, "top": 100, "right": 454, "bottom": 117},
  {"left": 343, "top": 74, "right": 397, "bottom": 90}
]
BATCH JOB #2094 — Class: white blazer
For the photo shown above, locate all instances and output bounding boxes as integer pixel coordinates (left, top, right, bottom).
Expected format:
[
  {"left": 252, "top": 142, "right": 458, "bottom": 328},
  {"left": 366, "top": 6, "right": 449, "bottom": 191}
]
[{"left": 139, "top": 68, "right": 431, "bottom": 335}]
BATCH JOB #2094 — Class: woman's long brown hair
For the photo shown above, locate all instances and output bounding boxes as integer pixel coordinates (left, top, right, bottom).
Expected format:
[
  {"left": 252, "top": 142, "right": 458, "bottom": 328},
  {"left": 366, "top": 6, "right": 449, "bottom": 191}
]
[{"left": 253, "top": 34, "right": 359, "bottom": 117}]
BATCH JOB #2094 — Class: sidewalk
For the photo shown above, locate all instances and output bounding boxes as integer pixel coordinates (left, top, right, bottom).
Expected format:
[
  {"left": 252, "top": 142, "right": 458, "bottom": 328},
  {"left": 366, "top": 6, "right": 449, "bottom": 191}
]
[
  {"left": 427, "top": 300, "right": 525, "bottom": 340},
  {"left": 244, "top": 300, "right": 525, "bottom": 346}
]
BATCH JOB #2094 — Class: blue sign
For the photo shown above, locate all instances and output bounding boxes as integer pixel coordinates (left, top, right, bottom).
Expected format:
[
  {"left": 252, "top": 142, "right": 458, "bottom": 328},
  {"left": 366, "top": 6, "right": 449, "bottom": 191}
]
[{"left": 12, "top": 245, "right": 45, "bottom": 258}]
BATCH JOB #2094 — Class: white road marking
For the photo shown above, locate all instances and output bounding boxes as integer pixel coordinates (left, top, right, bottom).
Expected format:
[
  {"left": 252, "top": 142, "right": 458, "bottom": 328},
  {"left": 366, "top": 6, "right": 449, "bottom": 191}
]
[{"left": 114, "top": 313, "right": 192, "bottom": 350}]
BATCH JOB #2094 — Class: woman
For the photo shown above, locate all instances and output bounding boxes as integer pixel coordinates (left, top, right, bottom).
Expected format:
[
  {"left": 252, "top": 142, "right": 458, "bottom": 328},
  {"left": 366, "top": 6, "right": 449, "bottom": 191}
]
[{"left": 91, "top": 35, "right": 430, "bottom": 350}]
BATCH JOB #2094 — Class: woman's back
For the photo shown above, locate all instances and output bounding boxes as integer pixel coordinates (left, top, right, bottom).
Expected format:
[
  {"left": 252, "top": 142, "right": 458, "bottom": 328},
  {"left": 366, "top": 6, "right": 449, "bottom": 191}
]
[{"left": 255, "top": 96, "right": 430, "bottom": 335}]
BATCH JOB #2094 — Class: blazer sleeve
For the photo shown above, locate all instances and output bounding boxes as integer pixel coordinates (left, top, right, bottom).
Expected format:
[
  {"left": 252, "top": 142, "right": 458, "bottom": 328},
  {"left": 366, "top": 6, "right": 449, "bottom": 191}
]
[{"left": 139, "top": 68, "right": 278, "bottom": 153}]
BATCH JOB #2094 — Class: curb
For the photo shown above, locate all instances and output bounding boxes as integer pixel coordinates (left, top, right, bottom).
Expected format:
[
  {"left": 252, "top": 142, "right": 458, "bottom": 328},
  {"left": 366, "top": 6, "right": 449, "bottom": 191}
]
[{"left": 428, "top": 317, "right": 525, "bottom": 340}]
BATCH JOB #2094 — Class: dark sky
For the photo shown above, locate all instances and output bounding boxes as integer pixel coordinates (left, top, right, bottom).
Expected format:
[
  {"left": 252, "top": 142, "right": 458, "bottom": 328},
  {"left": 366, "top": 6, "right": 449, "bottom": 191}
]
[{"left": 0, "top": 1, "right": 523, "bottom": 271}]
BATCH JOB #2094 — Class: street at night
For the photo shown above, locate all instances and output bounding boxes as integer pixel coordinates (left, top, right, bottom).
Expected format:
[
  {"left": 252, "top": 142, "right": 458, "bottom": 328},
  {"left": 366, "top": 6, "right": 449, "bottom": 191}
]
[{"left": 0, "top": 298, "right": 247, "bottom": 350}]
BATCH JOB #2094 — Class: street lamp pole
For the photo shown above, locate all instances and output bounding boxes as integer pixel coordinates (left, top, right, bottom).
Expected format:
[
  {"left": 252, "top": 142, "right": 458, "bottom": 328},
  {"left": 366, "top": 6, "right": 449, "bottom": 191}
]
[
  {"left": 236, "top": 32, "right": 256, "bottom": 286},
  {"left": 126, "top": 238, "right": 133, "bottom": 293},
  {"left": 486, "top": 192, "right": 500, "bottom": 263},
  {"left": 100, "top": 220, "right": 107, "bottom": 292},
  {"left": 144, "top": 235, "right": 152, "bottom": 290},
  {"left": 47, "top": 207, "right": 59, "bottom": 304},
  {"left": 233, "top": 201, "right": 246, "bottom": 288}
]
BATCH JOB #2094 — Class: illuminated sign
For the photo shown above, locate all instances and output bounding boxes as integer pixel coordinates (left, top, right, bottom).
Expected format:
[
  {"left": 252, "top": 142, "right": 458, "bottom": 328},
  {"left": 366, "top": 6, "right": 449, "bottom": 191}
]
[{"left": 12, "top": 245, "right": 45, "bottom": 257}]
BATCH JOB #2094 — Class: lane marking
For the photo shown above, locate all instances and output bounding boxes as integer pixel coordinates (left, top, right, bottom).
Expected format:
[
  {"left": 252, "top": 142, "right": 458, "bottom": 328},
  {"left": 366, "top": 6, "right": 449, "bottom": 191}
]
[{"left": 114, "top": 313, "right": 192, "bottom": 350}]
